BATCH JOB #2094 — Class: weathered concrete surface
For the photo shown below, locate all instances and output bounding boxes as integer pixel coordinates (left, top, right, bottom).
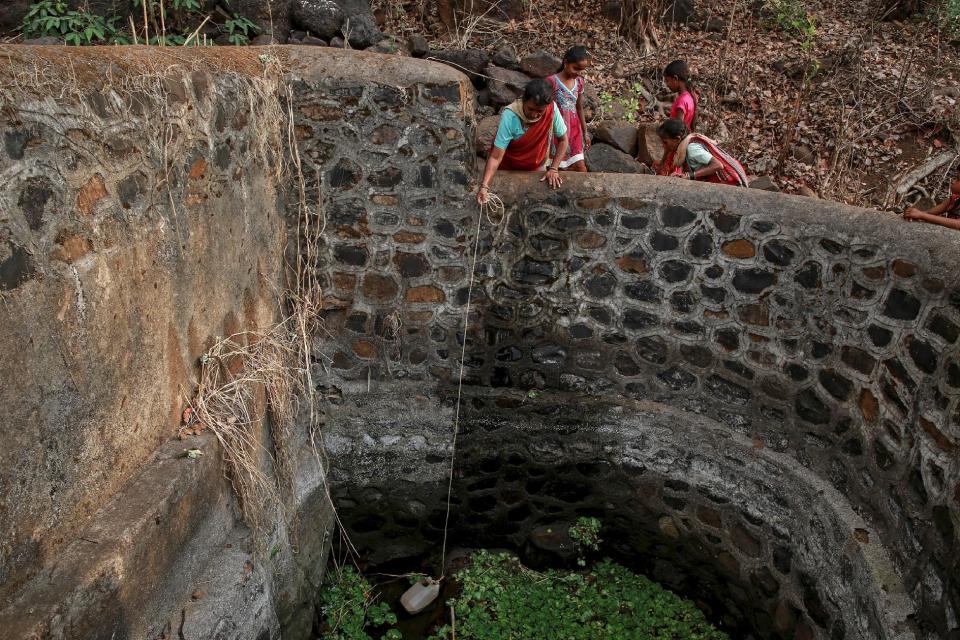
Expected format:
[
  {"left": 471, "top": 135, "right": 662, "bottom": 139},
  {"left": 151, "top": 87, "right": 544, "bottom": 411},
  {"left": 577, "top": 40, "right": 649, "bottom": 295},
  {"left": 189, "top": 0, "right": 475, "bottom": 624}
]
[{"left": 0, "top": 46, "right": 290, "bottom": 604}]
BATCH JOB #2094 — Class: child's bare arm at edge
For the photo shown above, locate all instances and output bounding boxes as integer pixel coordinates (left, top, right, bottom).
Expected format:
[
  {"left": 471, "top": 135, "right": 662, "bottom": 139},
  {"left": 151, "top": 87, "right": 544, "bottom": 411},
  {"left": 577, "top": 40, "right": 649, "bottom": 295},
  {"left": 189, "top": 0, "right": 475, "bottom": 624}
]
[
  {"left": 576, "top": 89, "right": 589, "bottom": 148},
  {"left": 904, "top": 208, "right": 960, "bottom": 230},
  {"left": 905, "top": 198, "right": 950, "bottom": 218}
]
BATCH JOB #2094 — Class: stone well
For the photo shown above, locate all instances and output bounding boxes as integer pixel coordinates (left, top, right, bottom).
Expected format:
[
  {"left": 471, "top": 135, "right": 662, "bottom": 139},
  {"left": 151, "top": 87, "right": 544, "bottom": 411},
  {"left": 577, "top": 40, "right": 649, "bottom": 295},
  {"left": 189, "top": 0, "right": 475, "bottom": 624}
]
[{"left": 0, "top": 44, "right": 955, "bottom": 640}]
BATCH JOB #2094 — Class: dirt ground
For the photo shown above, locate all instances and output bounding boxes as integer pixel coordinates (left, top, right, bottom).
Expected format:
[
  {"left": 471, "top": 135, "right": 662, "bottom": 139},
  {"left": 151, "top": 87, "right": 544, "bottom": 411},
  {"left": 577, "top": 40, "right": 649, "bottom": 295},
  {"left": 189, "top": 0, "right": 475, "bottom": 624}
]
[{"left": 376, "top": 0, "right": 960, "bottom": 213}]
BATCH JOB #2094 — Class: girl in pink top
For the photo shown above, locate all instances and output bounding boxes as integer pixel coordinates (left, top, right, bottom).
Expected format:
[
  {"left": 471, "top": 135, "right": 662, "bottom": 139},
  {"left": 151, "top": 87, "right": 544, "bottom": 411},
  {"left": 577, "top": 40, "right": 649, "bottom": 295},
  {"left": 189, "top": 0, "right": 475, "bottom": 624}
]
[
  {"left": 664, "top": 60, "right": 697, "bottom": 131},
  {"left": 548, "top": 46, "right": 591, "bottom": 172}
]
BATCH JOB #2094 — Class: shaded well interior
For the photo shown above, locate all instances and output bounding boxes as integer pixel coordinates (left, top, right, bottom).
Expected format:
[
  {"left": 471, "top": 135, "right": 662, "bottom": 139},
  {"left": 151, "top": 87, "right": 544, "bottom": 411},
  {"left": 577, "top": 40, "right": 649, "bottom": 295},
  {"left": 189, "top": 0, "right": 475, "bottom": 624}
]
[{"left": 325, "top": 387, "right": 916, "bottom": 640}]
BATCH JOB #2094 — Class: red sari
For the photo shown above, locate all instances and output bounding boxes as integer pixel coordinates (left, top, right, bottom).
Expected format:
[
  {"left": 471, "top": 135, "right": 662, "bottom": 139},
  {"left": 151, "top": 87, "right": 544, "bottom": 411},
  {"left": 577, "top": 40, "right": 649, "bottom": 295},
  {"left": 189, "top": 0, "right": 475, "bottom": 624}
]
[
  {"left": 659, "top": 134, "right": 748, "bottom": 187},
  {"left": 497, "top": 103, "right": 556, "bottom": 171}
]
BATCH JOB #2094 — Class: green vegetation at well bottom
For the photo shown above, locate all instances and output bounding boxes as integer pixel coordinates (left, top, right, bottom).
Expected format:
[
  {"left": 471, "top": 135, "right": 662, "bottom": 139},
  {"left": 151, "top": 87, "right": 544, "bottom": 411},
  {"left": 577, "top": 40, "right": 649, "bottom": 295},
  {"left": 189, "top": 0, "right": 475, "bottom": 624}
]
[{"left": 319, "top": 550, "right": 730, "bottom": 640}]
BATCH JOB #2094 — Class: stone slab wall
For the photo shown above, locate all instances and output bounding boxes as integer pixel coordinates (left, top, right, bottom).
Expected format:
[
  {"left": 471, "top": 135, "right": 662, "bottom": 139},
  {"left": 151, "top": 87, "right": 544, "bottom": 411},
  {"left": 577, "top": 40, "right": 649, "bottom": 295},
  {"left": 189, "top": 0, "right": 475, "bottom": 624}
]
[
  {"left": 314, "top": 169, "right": 960, "bottom": 636},
  {"left": 0, "top": 46, "right": 288, "bottom": 603}
]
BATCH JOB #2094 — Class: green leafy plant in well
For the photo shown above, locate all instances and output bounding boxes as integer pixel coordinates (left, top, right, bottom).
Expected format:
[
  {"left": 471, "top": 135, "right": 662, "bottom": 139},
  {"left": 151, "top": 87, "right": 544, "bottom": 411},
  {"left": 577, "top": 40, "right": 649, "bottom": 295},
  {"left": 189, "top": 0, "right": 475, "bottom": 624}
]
[
  {"left": 22, "top": 1, "right": 126, "bottom": 44},
  {"left": 569, "top": 516, "right": 602, "bottom": 566},
  {"left": 318, "top": 565, "right": 400, "bottom": 639},
  {"left": 429, "top": 551, "right": 730, "bottom": 640}
]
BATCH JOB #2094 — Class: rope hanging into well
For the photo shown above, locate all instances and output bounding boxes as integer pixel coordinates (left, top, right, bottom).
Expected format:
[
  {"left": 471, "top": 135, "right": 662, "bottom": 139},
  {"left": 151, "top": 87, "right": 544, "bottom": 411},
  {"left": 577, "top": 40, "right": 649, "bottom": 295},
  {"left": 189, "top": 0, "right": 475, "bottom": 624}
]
[{"left": 438, "top": 191, "right": 505, "bottom": 580}]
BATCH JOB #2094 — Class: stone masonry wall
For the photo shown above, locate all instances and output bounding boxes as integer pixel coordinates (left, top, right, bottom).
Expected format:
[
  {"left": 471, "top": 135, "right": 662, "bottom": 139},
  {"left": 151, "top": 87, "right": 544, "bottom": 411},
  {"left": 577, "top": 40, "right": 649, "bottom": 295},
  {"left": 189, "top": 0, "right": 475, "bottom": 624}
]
[
  {"left": 324, "top": 388, "right": 916, "bottom": 640},
  {"left": 314, "top": 169, "right": 960, "bottom": 637},
  {"left": 0, "top": 47, "right": 288, "bottom": 602}
]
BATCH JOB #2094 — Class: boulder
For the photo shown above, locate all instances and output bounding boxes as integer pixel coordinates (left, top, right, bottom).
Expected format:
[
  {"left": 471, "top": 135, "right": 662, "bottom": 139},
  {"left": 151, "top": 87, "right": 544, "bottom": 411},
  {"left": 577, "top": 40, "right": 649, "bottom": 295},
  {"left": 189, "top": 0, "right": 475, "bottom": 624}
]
[
  {"left": 601, "top": 0, "right": 622, "bottom": 21},
  {"left": 635, "top": 123, "right": 664, "bottom": 165},
  {"left": 592, "top": 121, "right": 638, "bottom": 156},
  {"left": 586, "top": 143, "right": 651, "bottom": 174},
  {"left": 492, "top": 45, "right": 519, "bottom": 70},
  {"left": 486, "top": 65, "right": 529, "bottom": 106},
  {"left": 367, "top": 35, "right": 408, "bottom": 55},
  {"left": 235, "top": 0, "right": 291, "bottom": 42},
  {"left": 525, "top": 524, "right": 577, "bottom": 568},
  {"left": 330, "top": 36, "right": 346, "bottom": 48},
  {"left": 429, "top": 48, "right": 490, "bottom": 84},
  {"left": 519, "top": 50, "right": 561, "bottom": 78},
  {"left": 749, "top": 176, "right": 780, "bottom": 192},
  {"left": 344, "top": 13, "right": 383, "bottom": 48},
  {"left": 581, "top": 84, "right": 600, "bottom": 122},
  {"left": 408, "top": 34, "right": 429, "bottom": 57},
  {"left": 291, "top": 0, "right": 381, "bottom": 47},
  {"left": 475, "top": 115, "right": 500, "bottom": 156},
  {"left": 302, "top": 34, "right": 328, "bottom": 46},
  {"left": 660, "top": 0, "right": 695, "bottom": 23},
  {"left": 791, "top": 143, "right": 815, "bottom": 165}
]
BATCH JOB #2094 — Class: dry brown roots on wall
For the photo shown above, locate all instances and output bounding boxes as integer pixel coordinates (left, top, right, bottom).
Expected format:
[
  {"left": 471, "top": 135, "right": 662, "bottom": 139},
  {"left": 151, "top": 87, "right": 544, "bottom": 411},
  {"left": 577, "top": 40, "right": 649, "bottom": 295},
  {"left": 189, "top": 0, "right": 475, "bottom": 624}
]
[{"left": 1, "top": 46, "right": 335, "bottom": 548}]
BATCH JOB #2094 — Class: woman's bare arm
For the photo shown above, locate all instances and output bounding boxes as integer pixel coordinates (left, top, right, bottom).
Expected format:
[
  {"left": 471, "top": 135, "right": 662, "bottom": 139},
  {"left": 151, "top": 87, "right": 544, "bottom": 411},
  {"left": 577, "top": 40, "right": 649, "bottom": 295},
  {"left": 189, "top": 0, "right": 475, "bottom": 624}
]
[
  {"left": 477, "top": 147, "right": 505, "bottom": 204},
  {"left": 689, "top": 157, "right": 723, "bottom": 180}
]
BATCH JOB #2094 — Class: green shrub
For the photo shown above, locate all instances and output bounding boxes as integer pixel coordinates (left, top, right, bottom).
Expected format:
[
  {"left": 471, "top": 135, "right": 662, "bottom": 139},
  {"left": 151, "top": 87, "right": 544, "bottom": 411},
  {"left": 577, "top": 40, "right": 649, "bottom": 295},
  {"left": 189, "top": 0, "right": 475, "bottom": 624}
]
[
  {"left": 430, "top": 551, "right": 729, "bottom": 640},
  {"left": 318, "top": 566, "right": 400, "bottom": 639},
  {"left": 223, "top": 15, "right": 259, "bottom": 46},
  {"left": 935, "top": 0, "right": 960, "bottom": 34},
  {"left": 764, "top": 0, "right": 817, "bottom": 45},
  {"left": 22, "top": 0, "right": 127, "bottom": 44}
]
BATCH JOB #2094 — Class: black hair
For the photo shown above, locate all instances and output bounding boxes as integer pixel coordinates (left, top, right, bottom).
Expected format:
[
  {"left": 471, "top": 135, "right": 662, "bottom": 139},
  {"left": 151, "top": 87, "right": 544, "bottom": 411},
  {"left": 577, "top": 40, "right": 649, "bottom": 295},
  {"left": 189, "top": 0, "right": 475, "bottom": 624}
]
[
  {"left": 657, "top": 118, "right": 689, "bottom": 140},
  {"left": 524, "top": 78, "right": 554, "bottom": 107},
  {"left": 563, "top": 45, "right": 591, "bottom": 65},
  {"left": 664, "top": 59, "right": 690, "bottom": 83},
  {"left": 663, "top": 59, "right": 698, "bottom": 130}
]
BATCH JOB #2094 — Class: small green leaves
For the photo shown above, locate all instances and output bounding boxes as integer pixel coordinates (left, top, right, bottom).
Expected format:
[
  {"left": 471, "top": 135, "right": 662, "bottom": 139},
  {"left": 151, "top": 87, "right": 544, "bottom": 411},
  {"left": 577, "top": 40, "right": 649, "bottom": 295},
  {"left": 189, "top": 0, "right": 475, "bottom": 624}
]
[
  {"left": 224, "top": 15, "right": 259, "bottom": 46},
  {"left": 429, "top": 550, "right": 729, "bottom": 640},
  {"left": 317, "top": 566, "right": 399, "bottom": 639},
  {"left": 185, "top": 448, "right": 203, "bottom": 459}
]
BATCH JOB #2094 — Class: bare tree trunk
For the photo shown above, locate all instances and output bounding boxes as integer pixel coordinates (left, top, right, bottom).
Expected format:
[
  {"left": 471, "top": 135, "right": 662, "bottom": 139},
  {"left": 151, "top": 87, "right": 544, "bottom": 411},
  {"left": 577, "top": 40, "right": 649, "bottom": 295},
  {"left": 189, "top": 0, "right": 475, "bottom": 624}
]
[{"left": 619, "top": 0, "right": 664, "bottom": 53}]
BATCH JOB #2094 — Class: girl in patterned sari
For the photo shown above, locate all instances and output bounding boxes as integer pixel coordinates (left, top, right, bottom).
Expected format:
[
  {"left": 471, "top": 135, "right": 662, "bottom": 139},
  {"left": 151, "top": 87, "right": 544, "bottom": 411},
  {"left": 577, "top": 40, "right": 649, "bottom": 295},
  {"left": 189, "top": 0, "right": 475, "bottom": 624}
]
[
  {"left": 656, "top": 119, "right": 748, "bottom": 187},
  {"left": 548, "top": 46, "right": 591, "bottom": 172}
]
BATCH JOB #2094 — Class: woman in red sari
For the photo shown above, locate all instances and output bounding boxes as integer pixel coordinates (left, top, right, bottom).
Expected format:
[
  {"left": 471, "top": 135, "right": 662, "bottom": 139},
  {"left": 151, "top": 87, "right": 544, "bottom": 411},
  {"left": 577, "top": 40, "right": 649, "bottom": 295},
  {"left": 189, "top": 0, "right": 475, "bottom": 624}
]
[
  {"left": 477, "top": 78, "right": 569, "bottom": 205},
  {"left": 655, "top": 119, "right": 748, "bottom": 187}
]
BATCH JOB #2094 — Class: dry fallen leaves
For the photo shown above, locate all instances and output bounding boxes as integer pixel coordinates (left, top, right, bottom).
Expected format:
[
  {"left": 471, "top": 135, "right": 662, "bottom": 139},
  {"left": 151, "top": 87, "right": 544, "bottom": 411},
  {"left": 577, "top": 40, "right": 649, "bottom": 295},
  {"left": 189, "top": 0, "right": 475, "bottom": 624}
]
[{"left": 375, "top": 0, "right": 960, "bottom": 209}]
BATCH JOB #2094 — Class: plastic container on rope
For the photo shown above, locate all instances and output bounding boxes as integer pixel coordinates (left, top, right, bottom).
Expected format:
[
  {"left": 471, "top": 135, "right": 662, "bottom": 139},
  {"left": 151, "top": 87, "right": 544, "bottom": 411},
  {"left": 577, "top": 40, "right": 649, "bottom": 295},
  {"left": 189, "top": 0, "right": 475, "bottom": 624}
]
[{"left": 400, "top": 578, "right": 440, "bottom": 614}]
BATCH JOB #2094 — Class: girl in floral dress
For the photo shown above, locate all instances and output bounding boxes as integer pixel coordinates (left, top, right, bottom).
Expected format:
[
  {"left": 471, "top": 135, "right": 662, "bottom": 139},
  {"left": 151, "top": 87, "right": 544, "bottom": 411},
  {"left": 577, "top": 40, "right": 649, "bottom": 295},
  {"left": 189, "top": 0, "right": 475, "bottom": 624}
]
[{"left": 548, "top": 46, "right": 591, "bottom": 172}]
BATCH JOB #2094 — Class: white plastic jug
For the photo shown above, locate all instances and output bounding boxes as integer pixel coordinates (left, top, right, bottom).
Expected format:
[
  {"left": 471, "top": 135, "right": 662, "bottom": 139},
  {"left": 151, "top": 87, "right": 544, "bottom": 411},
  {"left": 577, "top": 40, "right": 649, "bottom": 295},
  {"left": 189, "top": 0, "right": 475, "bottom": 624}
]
[{"left": 400, "top": 578, "right": 440, "bottom": 615}]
